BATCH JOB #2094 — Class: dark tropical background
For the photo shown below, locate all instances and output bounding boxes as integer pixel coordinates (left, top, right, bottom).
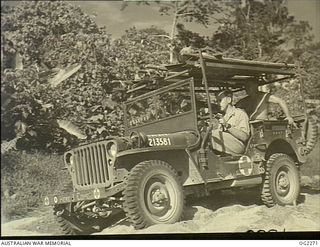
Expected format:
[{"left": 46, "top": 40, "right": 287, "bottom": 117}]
[{"left": 1, "top": 0, "right": 319, "bottom": 221}]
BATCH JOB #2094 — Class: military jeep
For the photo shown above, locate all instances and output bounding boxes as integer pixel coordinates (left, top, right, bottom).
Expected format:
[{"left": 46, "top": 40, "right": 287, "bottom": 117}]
[{"left": 44, "top": 52, "right": 318, "bottom": 235}]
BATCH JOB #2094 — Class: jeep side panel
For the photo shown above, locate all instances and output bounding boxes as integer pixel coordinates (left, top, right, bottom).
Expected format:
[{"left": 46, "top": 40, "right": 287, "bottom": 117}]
[{"left": 246, "top": 120, "right": 307, "bottom": 164}]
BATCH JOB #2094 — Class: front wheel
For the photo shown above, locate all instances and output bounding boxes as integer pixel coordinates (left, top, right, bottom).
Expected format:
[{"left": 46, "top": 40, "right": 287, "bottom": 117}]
[
  {"left": 54, "top": 204, "right": 92, "bottom": 235},
  {"left": 261, "top": 153, "right": 300, "bottom": 207},
  {"left": 54, "top": 202, "right": 117, "bottom": 235},
  {"left": 123, "top": 160, "right": 184, "bottom": 229}
]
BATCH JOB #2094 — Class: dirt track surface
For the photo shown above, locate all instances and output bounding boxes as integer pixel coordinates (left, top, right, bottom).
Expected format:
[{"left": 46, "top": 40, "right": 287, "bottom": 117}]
[{"left": 2, "top": 189, "right": 319, "bottom": 236}]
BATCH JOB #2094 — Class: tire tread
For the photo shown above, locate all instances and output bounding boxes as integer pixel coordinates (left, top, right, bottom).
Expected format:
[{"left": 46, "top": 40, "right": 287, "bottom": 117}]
[
  {"left": 261, "top": 153, "right": 300, "bottom": 207},
  {"left": 123, "top": 160, "right": 184, "bottom": 229}
]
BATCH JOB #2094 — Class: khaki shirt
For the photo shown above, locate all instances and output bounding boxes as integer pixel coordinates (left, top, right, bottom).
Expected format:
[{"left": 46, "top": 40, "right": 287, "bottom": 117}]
[{"left": 223, "top": 105, "right": 250, "bottom": 136}]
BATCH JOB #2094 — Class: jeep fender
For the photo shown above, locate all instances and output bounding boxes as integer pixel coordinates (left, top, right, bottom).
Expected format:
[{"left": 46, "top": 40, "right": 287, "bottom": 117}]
[
  {"left": 265, "top": 139, "right": 306, "bottom": 164},
  {"left": 115, "top": 148, "right": 205, "bottom": 186}
]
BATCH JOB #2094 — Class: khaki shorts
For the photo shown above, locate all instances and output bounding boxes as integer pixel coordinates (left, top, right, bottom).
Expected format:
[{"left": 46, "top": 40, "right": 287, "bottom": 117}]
[{"left": 211, "top": 129, "right": 245, "bottom": 155}]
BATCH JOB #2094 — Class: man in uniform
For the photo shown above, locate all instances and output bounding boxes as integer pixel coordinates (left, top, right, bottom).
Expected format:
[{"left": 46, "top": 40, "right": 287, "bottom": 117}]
[
  {"left": 236, "top": 82, "right": 296, "bottom": 126},
  {"left": 211, "top": 90, "right": 250, "bottom": 155}
]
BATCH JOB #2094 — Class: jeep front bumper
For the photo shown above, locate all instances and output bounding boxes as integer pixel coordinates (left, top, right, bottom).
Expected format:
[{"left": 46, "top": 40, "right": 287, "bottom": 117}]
[{"left": 43, "top": 182, "right": 125, "bottom": 206}]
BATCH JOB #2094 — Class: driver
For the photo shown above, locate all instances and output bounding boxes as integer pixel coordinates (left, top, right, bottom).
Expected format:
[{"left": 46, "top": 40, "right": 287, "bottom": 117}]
[{"left": 211, "top": 90, "right": 250, "bottom": 154}]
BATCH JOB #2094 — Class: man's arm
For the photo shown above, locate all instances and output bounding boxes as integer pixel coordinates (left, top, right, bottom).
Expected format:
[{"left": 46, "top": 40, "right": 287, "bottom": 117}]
[
  {"left": 268, "top": 95, "right": 296, "bottom": 126},
  {"left": 219, "top": 111, "right": 250, "bottom": 142}
]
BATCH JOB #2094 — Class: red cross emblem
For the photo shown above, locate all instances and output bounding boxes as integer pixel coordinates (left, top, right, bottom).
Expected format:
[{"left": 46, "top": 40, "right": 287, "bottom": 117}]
[{"left": 238, "top": 156, "right": 253, "bottom": 176}]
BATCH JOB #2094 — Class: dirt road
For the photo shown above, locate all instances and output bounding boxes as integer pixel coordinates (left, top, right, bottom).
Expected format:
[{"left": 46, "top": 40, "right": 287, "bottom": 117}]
[{"left": 2, "top": 188, "right": 319, "bottom": 236}]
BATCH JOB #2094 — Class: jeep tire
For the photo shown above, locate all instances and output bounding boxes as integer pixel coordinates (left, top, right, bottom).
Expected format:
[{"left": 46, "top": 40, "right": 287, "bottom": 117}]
[
  {"left": 261, "top": 153, "right": 300, "bottom": 207},
  {"left": 54, "top": 204, "right": 99, "bottom": 235},
  {"left": 123, "top": 160, "right": 184, "bottom": 229},
  {"left": 303, "top": 117, "right": 318, "bottom": 155},
  {"left": 56, "top": 214, "right": 80, "bottom": 235}
]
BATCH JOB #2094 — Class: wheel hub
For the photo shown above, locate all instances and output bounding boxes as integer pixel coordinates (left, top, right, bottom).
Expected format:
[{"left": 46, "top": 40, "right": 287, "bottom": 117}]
[
  {"left": 278, "top": 176, "right": 289, "bottom": 188},
  {"left": 276, "top": 171, "right": 290, "bottom": 194},
  {"left": 145, "top": 179, "right": 175, "bottom": 219},
  {"left": 151, "top": 188, "right": 168, "bottom": 206}
]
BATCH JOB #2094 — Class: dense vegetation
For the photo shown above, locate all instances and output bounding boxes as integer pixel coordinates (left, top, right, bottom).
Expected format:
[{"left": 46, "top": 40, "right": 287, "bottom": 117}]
[
  {"left": 1, "top": 0, "right": 319, "bottom": 221},
  {"left": 1, "top": 1, "right": 170, "bottom": 153},
  {"left": 1, "top": 152, "right": 69, "bottom": 221},
  {"left": 1, "top": 0, "right": 319, "bottom": 152}
]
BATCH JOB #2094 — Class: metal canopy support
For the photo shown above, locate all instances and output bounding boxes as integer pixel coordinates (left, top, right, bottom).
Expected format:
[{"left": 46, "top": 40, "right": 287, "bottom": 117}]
[
  {"left": 297, "top": 62, "right": 308, "bottom": 124},
  {"left": 184, "top": 52, "right": 296, "bottom": 69},
  {"left": 260, "top": 75, "right": 296, "bottom": 86},
  {"left": 164, "top": 69, "right": 189, "bottom": 81},
  {"left": 199, "top": 51, "right": 213, "bottom": 122},
  {"left": 199, "top": 61, "right": 295, "bottom": 75}
]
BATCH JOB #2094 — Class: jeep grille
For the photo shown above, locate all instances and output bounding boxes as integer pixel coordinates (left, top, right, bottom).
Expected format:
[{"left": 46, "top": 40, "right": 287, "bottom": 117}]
[{"left": 73, "top": 143, "right": 110, "bottom": 188}]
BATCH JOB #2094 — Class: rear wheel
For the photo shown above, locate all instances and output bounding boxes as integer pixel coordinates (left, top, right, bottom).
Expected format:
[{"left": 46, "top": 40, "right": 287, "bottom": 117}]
[
  {"left": 302, "top": 117, "right": 318, "bottom": 155},
  {"left": 261, "top": 153, "right": 300, "bottom": 207},
  {"left": 123, "top": 160, "right": 184, "bottom": 229}
]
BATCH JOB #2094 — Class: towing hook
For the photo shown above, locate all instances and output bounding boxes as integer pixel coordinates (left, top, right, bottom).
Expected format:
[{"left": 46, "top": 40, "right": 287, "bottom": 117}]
[{"left": 56, "top": 209, "right": 65, "bottom": 216}]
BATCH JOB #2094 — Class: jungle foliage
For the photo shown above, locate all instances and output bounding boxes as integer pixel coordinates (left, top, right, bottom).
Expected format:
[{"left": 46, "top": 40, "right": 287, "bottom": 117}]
[
  {"left": 1, "top": 0, "right": 319, "bottom": 153},
  {"left": 1, "top": 1, "right": 169, "bottom": 152}
]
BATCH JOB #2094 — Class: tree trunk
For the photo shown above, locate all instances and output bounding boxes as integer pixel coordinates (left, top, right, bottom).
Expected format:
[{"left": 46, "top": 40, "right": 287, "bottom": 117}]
[
  {"left": 257, "top": 39, "right": 262, "bottom": 58},
  {"left": 257, "top": 39, "right": 268, "bottom": 92},
  {"left": 246, "top": 0, "right": 250, "bottom": 21},
  {"left": 169, "top": 3, "right": 179, "bottom": 63}
]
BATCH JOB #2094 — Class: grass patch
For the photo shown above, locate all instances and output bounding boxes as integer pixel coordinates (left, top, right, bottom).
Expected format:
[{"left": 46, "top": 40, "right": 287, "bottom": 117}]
[{"left": 1, "top": 151, "right": 71, "bottom": 222}]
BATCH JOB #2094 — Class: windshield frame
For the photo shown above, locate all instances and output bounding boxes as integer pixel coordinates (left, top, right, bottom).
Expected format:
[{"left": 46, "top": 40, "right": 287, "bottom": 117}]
[{"left": 123, "top": 78, "right": 197, "bottom": 134}]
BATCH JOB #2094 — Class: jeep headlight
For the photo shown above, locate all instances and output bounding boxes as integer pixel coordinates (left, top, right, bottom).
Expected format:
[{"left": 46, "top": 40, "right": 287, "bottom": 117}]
[
  {"left": 107, "top": 142, "right": 117, "bottom": 157},
  {"left": 65, "top": 153, "right": 74, "bottom": 166}
]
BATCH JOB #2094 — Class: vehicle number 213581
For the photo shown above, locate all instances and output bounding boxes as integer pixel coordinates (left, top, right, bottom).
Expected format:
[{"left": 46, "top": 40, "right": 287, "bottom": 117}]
[{"left": 148, "top": 137, "right": 172, "bottom": 146}]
